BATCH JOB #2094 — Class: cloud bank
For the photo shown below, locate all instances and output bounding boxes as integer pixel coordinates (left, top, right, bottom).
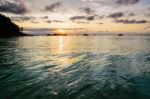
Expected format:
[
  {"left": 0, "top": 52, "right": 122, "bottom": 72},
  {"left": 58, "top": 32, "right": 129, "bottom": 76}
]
[{"left": 0, "top": 0, "right": 28, "bottom": 14}]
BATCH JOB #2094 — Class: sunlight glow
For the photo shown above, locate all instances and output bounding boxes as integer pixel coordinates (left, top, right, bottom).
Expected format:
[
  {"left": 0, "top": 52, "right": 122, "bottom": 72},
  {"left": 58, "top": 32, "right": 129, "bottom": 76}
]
[{"left": 57, "top": 29, "right": 65, "bottom": 34}]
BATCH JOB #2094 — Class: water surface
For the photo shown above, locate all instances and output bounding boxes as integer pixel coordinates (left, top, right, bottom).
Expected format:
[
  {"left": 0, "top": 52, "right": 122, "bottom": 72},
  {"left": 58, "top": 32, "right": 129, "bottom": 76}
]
[{"left": 0, "top": 36, "right": 150, "bottom": 99}]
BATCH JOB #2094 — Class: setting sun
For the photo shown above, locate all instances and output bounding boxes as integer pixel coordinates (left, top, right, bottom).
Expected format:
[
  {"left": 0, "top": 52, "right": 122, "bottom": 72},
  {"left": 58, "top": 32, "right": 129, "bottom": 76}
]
[
  {"left": 0, "top": 0, "right": 150, "bottom": 99},
  {"left": 57, "top": 29, "right": 65, "bottom": 34}
]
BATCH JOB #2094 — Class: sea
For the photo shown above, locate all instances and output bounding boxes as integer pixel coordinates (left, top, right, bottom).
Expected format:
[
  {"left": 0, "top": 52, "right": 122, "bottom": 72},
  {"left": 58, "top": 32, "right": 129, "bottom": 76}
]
[{"left": 0, "top": 36, "right": 150, "bottom": 99}]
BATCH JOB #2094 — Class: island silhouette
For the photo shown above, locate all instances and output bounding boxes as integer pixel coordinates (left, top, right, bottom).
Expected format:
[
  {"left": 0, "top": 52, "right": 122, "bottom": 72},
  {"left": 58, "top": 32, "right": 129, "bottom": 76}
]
[{"left": 0, "top": 14, "right": 29, "bottom": 37}]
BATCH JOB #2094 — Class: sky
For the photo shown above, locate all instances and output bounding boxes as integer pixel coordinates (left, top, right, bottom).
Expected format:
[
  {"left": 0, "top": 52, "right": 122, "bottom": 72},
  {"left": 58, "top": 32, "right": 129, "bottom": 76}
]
[{"left": 0, "top": 0, "right": 150, "bottom": 34}]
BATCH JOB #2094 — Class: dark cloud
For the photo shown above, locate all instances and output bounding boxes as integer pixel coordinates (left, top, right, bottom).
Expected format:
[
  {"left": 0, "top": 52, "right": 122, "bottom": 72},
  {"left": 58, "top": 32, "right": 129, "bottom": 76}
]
[
  {"left": 11, "top": 16, "right": 36, "bottom": 22},
  {"left": 70, "top": 16, "right": 95, "bottom": 21},
  {"left": 116, "top": 0, "right": 140, "bottom": 5},
  {"left": 145, "top": 25, "right": 150, "bottom": 29},
  {"left": 95, "top": 15, "right": 105, "bottom": 20},
  {"left": 70, "top": 16, "right": 86, "bottom": 20},
  {"left": 108, "top": 12, "right": 124, "bottom": 18},
  {"left": 44, "top": 20, "right": 63, "bottom": 23},
  {"left": 87, "top": 16, "right": 95, "bottom": 21},
  {"left": 53, "top": 20, "right": 63, "bottom": 23},
  {"left": 31, "top": 20, "right": 39, "bottom": 24},
  {"left": 147, "top": 14, "right": 150, "bottom": 17},
  {"left": 41, "top": 16, "right": 49, "bottom": 19},
  {"left": 128, "top": 13, "right": 135, "bottom": 16},
  {"left": 144, "top": 13, "right": 150, "bottom": 17},
  {"left": 97, "top": 22, "right": 104, "bottom": 24},
  {"left": 144, "top": 24, "right": 150, "bottom": 29},
  {"left": 146, "top": 26, "right": 150, "bottom": 28},
  {"left": 108, "top": 12, "right": 135, "bottom": 18},
  {"left": 44, "top": 2, "right": 62, "bottom": 12},
  {"left": 46, "top": 20, "right": 52, "bottom": 23},
  {"left": 81, "top": 7, "right": 95, "bottom": 15},
  {"left": 0, "top": 1, "right": 28, "bottom": 14},
  {"left": 81, "top": 0, "right": 140, "bottom": 6},
  {"left": 76, "top": 21, "right": 90, "bottom": 24},
  {"left": 115, "top": 19, "right": 147, "bottom": 24}
]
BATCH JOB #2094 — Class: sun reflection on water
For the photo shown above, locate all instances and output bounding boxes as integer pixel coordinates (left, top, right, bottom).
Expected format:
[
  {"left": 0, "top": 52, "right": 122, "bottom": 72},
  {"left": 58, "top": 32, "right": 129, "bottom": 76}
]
[
  {"left": 58, "top": 36, "right": 64, "bottom": 54},
  {"left": 2, "top": 36, "right": 149, "bottom": 99}
]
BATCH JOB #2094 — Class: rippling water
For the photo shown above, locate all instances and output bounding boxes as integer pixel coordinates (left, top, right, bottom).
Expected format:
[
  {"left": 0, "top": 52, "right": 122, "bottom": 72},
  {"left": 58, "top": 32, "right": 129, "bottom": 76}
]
[{"left": 0, "top": 36, "right": 150, "bottom": 99}]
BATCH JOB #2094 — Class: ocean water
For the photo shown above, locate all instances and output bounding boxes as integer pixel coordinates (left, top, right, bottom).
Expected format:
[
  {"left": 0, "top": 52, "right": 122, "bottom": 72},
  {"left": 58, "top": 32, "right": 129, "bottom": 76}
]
[{"left": 0, "top": 36, "right": 150, "bottom": 99}]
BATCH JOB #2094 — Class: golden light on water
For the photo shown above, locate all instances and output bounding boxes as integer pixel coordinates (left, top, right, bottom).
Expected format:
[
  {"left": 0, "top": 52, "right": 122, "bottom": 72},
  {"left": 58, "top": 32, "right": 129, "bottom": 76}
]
[{"left": 58, "top": 36, "right": 63, "bottom": 51}]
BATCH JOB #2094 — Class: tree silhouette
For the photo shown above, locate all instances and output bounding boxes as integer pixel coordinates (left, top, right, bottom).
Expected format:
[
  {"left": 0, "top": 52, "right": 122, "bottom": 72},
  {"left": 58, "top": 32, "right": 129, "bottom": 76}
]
[
  {"left": 20, "top": 27, "right": 23, "bottom": 32},
  {"left": 0, "top": 14, "right": 28, "bottom": 37}
]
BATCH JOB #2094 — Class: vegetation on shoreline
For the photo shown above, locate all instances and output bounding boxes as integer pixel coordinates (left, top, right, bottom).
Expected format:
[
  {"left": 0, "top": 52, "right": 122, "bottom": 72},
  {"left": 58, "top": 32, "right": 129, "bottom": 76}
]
[{"left": 0, "top": 14, "right": 29, "bottom": 37}]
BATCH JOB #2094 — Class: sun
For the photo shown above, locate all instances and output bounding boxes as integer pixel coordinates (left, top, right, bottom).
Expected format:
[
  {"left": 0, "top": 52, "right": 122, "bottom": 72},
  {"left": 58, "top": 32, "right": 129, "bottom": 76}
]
[{"left": 57, "top": 29, "right": 64, "bottom": 34}]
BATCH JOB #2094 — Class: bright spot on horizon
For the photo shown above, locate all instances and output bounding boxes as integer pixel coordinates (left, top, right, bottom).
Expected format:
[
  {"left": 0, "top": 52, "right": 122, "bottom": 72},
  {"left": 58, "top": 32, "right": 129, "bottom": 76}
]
[
  {"left": 0, "top": 0, "right": 150, "bottom": 33},
  {"left": 57, "top": 29, "right": 65, "bottom": 34}
]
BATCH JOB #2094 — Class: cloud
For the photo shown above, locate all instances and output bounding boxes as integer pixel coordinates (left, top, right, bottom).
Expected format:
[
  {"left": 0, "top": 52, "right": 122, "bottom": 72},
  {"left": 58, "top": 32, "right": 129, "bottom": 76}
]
[
  {"left": 80, "top": 0, "right": 140, "bottom": 6},
  {"left": 116, "top": 0, "right": 140, "bottom": 5},
  {"left": 87, "top": 16, "right": 95, "bottom": 21},
  {"left": 76, "top": 21, "right": 90, "bottom": 24},
  {"left": 53, "top": 20, "right": 64, "bottom": 23},
  {"left": 45, "top": 20, "right": 52, "bottom": 23},
  {"left": 40, "top": 16, "right": 49, "bottom": 19},
  {"left": 97, "top": 22, "right": 104, "bottom": 24},
  {"left": 11, "top": 16, "right": 36, "bottom": 22},
  {"left": 147, "top": 14, "right": 150, "bottom": 17},
  {"left": 108, "top": 12, "right": 124, "bottom": 18},
  {"left": 70, "top": 14, "right": 104, "bottom": 23},
  {"left": 95, "top": 15, "right": 105, "bottom": 20},
  {"left": 70, "top": 15, "right": 95, "bottom": 21},
  {"left": 81, "top": 7, "right": 95, "bottom": 15},
  {"left": 127, "top": 12, "right": 135, "bottom": 16},
  {"left": 115, "top": 19, "right": 147, "bottom": 24},
  {"left": 0, "top": 0, "right": 28, "bottom": 14},
  {"left": 31, "top": 20, "right": 39, "bottom": 24},
  {"left": 44, "top": 2, "right": 62, "bottom": 12},
  {"left": 44, "top": 20, "right": 64, "bottom": 23},
  {"left": 144, "top": 25, "right": 150, "bottom": 29},
  {"left": 108, "top": 12, "right": 135, "bottom": 19},
  {"left": 70, "top": 16, "right": 86, "bottom": 20}
]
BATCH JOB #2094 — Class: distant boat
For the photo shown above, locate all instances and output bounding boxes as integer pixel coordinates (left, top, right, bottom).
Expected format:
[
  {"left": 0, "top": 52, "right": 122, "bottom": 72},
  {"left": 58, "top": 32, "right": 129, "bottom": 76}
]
[{"left": 118, "top": 34, "right": 123, "bottom": 36}]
